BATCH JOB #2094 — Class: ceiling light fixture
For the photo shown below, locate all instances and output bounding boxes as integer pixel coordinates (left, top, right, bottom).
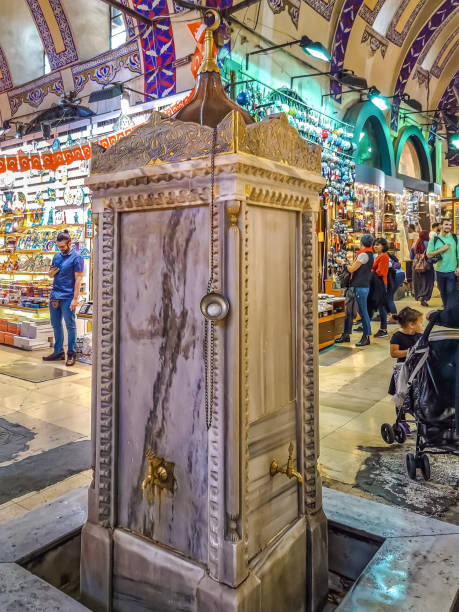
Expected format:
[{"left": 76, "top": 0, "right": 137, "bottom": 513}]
[
  {"left": 246, "top": 35, "right": 329, "bottom": 70},
  {"left": 299, "top": 37, "right": 330, "bottom": 62},
  {"left": 368, "top": 87, "right": 389, "bottom": 111}
]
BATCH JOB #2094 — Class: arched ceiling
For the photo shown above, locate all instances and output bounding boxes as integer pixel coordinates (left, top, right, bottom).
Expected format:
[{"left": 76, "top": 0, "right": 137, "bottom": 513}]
[{"left": 0, "top": 0, "right": 456, "bottom": 153}]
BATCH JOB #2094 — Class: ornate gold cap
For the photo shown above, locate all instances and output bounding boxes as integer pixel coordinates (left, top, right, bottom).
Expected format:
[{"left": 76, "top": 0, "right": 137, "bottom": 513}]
[{"left": 198, "top": 10, "right": 220, "bottom": 74}]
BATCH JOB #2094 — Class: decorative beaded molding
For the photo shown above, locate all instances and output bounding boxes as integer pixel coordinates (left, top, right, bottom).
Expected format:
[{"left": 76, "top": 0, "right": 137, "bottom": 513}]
[
  {"left": 207, "top": 191, "right": 223, "bottom": 578},
  {"left": 391, "top": 0, "right": 459, "bottom": 131},
  {"left": 303, "top": 0, "right": 337, "bottom": 21},
  {"left": 241, "top": 202, "right": 250, "bottom": 566},
  {"left": 386, "top": 0, "right": 428, "bottom": 47},
  {"left": 0, "top": 47, "right": 13, "bottom": 93},
  {"left": 330, "top": 0, "right": 365, "bottom": 102},
  {"left": 361, "top": 25, "right": 388, "bottom": 58},
  {"left": 301, "top": 211, "right": 320, "bottom": 515},
  {"left": 98, "top": 208, "right": 116, "bottom": 528},
  {"left": 8, "top": 72, "right": 64, "bottom": 116},
  {"left": 431, "top": 29, "right": 459, "bottom": 78},
  {"left": 71, "top": 40, "right": 141, "bottom": 93},
  {"left": 359, "top": 0, "right": 385, "bottom": 26},
  {"left": 25, "top": 0, "right": 78, "bottom": 70}
]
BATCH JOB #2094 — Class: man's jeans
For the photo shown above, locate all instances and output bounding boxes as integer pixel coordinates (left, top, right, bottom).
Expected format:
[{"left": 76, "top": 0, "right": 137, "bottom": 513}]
[
  {"left": 49, "top": 298, "right": 76, "bottom": 354},
  {"left": 344, "top": 287, "right": 371, "bottom": 337},
  {"left": 436, "top": 271, "right": 456, "bottom": 308}
]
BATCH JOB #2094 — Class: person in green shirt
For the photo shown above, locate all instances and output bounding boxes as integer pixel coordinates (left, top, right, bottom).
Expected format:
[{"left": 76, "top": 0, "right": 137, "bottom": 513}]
[{"left": 426, "top": 218, "right": 459, "bottom": 308}]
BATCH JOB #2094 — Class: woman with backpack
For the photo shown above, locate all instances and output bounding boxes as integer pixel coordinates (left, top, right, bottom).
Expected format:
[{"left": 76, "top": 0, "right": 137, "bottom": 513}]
[{"left": 412, "top": 230, "right": 434, "bottom": 307}]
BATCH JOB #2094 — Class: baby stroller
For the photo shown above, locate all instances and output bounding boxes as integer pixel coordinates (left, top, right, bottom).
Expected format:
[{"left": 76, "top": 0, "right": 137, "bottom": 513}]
[{"left": 385, "top": 318, "right": 459, "bottom": 481}]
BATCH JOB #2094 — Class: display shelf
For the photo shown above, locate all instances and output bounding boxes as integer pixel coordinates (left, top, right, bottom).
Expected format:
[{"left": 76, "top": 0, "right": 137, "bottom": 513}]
[
  {"left": 0, "top": 249, "right": 57, "bottom": 255},
  {"left": 0, "top": 271, "right": 49, "bottom": 275},
  {"left": 0, "top": 304, "right": 48, "bottom": 312},
  {"left": 77, "top": 313, "right": 92, "bottom": 320}
]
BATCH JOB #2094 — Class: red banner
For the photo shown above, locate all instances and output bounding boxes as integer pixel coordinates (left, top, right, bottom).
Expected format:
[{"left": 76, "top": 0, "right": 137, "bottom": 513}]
[{"left": 0, "top": 121, "right": 145, "bottom": 174}]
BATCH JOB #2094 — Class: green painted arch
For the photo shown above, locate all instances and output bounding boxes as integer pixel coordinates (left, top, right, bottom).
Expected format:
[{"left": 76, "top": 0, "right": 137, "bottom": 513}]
[
  {"left": 393, "top": 126, "right": 433, "bottom": 182},
  {"left": 344, "top": 101, "right": 396, "bottom": 177}
]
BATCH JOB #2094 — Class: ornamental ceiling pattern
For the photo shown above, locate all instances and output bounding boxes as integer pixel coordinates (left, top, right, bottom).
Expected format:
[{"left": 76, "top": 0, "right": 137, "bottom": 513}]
[
  {"left": 25, "top": 0, "right": 78, "bottom": 69},
  {"left": 391, "top": 0, "right": 459, "bottom": 129}
]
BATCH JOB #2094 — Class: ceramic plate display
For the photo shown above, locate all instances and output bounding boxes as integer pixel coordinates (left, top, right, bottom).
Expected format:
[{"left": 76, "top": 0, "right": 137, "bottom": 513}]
[{"left": 63, "top": 185, "right": 73, "bottom": 205}]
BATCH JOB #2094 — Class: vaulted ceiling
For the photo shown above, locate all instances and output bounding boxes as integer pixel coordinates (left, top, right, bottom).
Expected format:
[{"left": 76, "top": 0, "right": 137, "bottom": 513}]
[{"left": 0, "top": 0, "right": 456, "bottom": 142}]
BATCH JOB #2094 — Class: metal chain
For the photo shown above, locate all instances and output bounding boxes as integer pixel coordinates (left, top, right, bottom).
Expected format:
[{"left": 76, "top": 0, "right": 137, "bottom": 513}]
[{"left": 204, "top": 128, "right": 218, "bottom": 430}]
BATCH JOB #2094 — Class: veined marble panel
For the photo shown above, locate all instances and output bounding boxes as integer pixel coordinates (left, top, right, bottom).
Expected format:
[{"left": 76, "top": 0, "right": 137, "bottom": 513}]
[
  {"left": 117, "top": 206, "right": 209, "bottom": 563},
  {"left": 246, "top": 205, "right": 297, "bottom": 422},
  {"left": 247, "top": 404, "right": 299, "bottom": 560}
]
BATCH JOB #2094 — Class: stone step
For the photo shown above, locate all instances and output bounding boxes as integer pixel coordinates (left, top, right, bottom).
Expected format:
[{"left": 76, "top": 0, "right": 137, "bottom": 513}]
[{"left": 0, "top": 563, "right": 89, "bottom": 611}]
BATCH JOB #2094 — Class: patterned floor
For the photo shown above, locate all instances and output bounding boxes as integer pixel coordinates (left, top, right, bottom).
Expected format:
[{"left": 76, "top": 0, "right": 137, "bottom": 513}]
[
  {"left": 319, "top": 293, "right": 459, "bottom": 525},
  {"left": 0, "top": 345, "right": 91, "bottom": 523}
]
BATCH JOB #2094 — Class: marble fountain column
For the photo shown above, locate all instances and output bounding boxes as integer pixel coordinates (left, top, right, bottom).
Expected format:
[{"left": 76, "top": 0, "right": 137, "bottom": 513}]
[{"left": 80, "top": 110, "right": 327, "bottom": 612}]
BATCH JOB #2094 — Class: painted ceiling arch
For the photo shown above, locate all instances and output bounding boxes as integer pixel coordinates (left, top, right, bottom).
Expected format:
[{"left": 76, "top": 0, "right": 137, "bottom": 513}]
[{"left": 390, "top": 0, "right": 459, "bottom": 130}]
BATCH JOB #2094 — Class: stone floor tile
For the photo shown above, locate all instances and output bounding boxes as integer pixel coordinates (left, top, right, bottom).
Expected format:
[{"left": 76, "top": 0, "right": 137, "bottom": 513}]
[{"left": 0, "top": 502, "right": 28, "bottom": 523}]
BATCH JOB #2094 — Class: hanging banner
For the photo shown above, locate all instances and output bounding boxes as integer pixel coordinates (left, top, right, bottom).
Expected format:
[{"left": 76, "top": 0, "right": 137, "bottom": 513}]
[{"left": 0, "top": 121, "right": 145, "bottom": 175}]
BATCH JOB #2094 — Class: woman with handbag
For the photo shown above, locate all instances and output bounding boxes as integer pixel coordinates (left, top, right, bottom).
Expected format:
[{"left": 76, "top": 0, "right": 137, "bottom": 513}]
[{"left": 412, "top": 230, "right": 434, "bottom": 307}]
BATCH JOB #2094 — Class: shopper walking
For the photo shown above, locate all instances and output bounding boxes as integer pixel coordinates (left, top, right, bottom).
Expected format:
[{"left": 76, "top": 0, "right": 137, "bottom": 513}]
[
  {"left": 386, "top": 254, "right": 404, "bottom": 320},
  {"left": 371, "top": 237, "right": 390, "bottom": 338},
  {"left": 426, "top": 218, "right": 459, "bottom": 308},
  {"left": 43, "top": 230, "right": 84, "bottom": 366},
  {"left": 336, "top": 234, "right": 374, "bottom": 347},
  {"left": 412, "top": 230, "right": 434, "bottom": 307}
]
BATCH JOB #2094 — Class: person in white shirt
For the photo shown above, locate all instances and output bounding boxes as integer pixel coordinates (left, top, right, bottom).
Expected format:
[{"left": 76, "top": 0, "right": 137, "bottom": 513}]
[{"left": 407, "top": 224, "right": 419, "bottom": 250}]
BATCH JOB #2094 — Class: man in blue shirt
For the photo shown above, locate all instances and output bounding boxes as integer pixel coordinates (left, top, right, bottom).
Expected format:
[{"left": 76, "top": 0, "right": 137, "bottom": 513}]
[{"left": 43, "top": 230, "right": 84, "bottom": 366}]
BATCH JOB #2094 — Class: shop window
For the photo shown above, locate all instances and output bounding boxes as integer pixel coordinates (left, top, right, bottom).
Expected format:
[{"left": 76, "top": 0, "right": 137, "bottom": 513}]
[
  {"left": 110, "top": 7, "right": 127, "bottom": 49},
  {"left": 356, "top": 118, "right": 383, "bottom": 170},
  {"left": 398, "top": 138, "right": 422, "bottom": 179}
]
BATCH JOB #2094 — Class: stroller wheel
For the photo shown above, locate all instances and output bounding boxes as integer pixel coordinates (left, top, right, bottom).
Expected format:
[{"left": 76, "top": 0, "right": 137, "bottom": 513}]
[
  {"left": 393, "top": 423, "right": 407, "bottom": 444},
  {"left": 406, "top": 453, "right": 417, "bottom": 480},
  {"left": 381, "top": 423, "right": 395, "bottom": 444},
  {"left": 419, "top": 454, "right": 431, "bottom": 481}
]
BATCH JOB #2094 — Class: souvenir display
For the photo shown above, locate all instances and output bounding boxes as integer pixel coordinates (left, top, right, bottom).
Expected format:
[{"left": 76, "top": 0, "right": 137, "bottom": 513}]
[{"left": 0, "top": 143, "right": 92, "bottom": 328}]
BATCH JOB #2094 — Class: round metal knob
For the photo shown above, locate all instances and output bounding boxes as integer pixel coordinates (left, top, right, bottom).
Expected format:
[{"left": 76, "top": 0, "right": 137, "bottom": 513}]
[{"left": 200, "top": 293, "right": 230, "bottom": 321}]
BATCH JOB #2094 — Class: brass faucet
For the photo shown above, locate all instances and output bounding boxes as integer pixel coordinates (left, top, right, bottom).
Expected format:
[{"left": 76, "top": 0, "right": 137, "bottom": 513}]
[
  {"left": 141, "top": 449, "right": 175, "bottom": 495},
  {"left": 270, "top": 442, "right": 303, "bottom": 483}
]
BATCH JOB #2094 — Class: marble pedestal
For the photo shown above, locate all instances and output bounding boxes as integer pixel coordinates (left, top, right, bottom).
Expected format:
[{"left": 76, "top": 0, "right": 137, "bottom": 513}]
[{"left": 81, "top": 111, "right": 327, "bottom": 612}]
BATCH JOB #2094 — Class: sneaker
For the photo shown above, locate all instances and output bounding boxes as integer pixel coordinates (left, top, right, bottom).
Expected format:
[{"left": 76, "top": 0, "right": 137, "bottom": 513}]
[
  {"left": 335, "top": 334, "right": 350, "bottom": 343},
  {"left": 42, "top": 352, "right": 65, "bottom": 361},
  {"left": 66, "top": 352, "right": 76, "bottom": 367},
  {"left": 374, "top": 329, "right": 388, "bottom": 338},
  {"left": 356, "top": 335, "right": 370, "bottom": 347},
  {"left": 400, "top": 421, "right": 411, "bottom": 434}
]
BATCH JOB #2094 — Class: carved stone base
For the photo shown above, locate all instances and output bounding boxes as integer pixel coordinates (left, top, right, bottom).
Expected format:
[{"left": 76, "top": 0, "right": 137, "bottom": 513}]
[
  {"left": 306, "top": 509, "right": 329, "bottom": 612},
  {"left": 80, "top": 522, "right": 112, "bottom": 612},
  {"left": 89, "top": 519, "right": 312, "bottom": 611}
]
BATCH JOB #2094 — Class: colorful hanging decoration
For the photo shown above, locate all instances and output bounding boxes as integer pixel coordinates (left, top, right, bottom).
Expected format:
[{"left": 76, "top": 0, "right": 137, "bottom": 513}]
[{"left": 0, "top": 121, "right": 144, "bottom": 175}]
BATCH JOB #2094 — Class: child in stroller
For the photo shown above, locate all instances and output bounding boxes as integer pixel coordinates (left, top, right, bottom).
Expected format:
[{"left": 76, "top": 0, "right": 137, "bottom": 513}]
[
  {"left": 386, "top": 310, "right": 459, "bottom": 481},
  {"left": 381, "top": 307, "right": 423, "bottom": 444}
]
